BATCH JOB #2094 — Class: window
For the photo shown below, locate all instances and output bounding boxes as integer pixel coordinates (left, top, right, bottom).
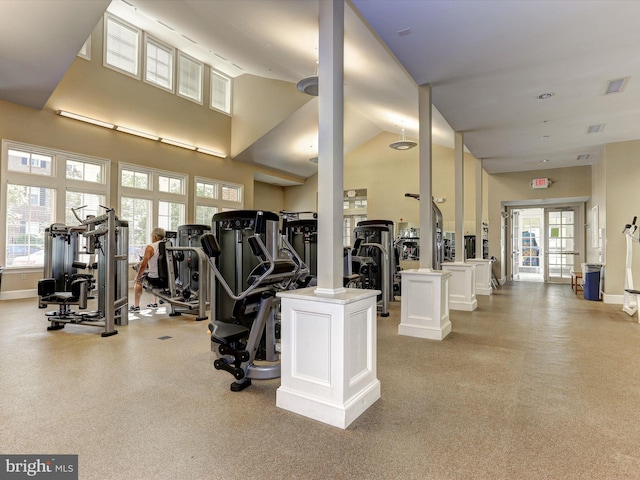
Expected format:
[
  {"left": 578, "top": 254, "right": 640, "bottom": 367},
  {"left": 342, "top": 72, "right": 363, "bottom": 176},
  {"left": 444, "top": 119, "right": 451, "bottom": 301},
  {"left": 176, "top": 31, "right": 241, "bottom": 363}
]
[
  {"left": 145, "top": 35, "right": 173, "bottom": 91},
  {"left": 120, "top": 164, "right": 187, "bottom": 262},
  {"left": 104, "top": 14, "right": 140, "bottom": 77},
  {"left": 1, "top": 141, "right": 110, "bottom": 268},
  {"left": 178, "top": 52, "right": 203, "bottom": 104},
  {"left": 195, "top": 177, "right": 243, "bottom": 225},
  {"left": 78, "top": 37, "right": 91, "bottom": 60},
  {"left": 343, "top": 189, "right": 368, "bottom": 246},
  {"left": 211, "top": 69, "right": 231, "bottom": 114},
  {"left": 66, "top": 158, "right": 103, "bottom": 183}
]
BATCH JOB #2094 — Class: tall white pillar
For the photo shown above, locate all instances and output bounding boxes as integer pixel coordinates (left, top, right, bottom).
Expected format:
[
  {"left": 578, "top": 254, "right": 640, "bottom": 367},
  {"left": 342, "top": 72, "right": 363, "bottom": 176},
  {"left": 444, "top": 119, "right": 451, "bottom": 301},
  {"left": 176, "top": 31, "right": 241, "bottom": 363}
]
[
  {"left": 443, "top": 131, "right": 477, "bottom": 310},
  {"left": 476, "top": 158, "right": 484, "bottom": 260},
  {"left": 316, "top": 0, "right": 345, "bottom": 296},
  {"left": 399, "top": 84, "right": 451, "bottom": 340},
  {"left": 277, "top": 0, "right": 380, "bottom": 429},
  {"left": 454, "top": 131, "right": 464, "bottom": 263},
  {"left": 419, "top": 85, "right": 433, "bottom": 270}
]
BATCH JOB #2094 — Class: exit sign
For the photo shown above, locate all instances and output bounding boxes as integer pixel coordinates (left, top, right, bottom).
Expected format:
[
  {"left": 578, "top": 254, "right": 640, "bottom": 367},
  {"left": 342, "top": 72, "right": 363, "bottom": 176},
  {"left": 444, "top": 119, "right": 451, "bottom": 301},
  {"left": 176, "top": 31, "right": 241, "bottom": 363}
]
[{"left": 532, "top": 178, "right": 550, "bottom": 189}]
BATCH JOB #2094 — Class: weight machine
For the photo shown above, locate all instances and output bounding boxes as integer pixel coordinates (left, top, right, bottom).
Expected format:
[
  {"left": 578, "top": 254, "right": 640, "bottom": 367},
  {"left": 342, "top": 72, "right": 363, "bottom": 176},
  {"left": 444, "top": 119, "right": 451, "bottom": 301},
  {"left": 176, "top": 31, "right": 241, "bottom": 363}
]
[
  {"left": 38, "top": 207, "right": 129, "bottom": 336},
  {"left": 144, "top": 224, "right": 211, "bottom": 321}
]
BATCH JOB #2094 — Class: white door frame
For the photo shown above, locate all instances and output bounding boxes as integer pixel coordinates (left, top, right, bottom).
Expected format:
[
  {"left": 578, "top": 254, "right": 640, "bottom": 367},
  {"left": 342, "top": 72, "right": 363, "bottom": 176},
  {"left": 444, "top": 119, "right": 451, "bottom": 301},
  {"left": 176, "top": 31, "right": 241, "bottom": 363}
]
[{"left": 501, "top": 197, "right": 588, "bottom": 284}]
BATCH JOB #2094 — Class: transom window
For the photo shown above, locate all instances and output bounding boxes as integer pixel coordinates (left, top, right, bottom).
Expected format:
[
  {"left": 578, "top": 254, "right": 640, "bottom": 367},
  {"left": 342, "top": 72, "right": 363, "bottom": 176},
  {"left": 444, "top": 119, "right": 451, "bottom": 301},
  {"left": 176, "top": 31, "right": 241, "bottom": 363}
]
[
  {"left": 195, "top": 177, "right": 243, "bottom": 225},
  {"left": 211, "top": 69, "right": 231, "bottom": 114},
  {"left": 104, "top": 13, "right": 140, "bottom": 78},
  {"left": 145, "top": 35, "right": 173, "bottom": 91},
  {"left": 178, "top": 52, "right": 203, "bottom": 104}
]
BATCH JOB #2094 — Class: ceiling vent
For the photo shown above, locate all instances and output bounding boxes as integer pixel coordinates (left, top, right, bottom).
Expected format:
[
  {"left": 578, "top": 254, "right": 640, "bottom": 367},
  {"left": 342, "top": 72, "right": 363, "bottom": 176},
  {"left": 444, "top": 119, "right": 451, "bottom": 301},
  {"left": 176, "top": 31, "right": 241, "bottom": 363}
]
[
  {"left": 604, "top": 77, "right": 629, "bottom": 95},
  {"left": 577, "top": 154, "right": 590, "bottom": 161},
  {"left": 587, "top": 124, "right": 605, "bottom": 134}
]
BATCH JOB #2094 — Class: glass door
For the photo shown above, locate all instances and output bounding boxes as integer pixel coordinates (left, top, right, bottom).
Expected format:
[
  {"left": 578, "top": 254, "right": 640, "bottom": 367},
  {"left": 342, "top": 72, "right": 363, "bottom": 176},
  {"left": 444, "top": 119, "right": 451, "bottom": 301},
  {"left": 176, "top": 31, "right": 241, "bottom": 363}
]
[
  {"left": 510, "top": 209, "right": 520, "bottom": 280},
  {"left": 545, "top": 207, "right": 581, "bottom": 283}
]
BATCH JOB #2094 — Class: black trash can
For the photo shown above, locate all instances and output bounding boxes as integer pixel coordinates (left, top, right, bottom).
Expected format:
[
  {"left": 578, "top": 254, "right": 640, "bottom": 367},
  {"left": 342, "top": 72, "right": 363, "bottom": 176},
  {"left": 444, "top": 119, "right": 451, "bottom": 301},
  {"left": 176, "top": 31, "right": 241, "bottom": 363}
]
[{"left": 583, "top": 264, "right": 602, "bottom": 301}]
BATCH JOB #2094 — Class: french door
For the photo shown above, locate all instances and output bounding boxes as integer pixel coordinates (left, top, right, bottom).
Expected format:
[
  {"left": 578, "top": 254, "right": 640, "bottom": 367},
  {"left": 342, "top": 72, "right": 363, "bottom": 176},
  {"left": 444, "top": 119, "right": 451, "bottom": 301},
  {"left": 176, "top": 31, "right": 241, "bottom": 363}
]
[{"left": 544, "top": 207, "right": 582, "bottom": 283}]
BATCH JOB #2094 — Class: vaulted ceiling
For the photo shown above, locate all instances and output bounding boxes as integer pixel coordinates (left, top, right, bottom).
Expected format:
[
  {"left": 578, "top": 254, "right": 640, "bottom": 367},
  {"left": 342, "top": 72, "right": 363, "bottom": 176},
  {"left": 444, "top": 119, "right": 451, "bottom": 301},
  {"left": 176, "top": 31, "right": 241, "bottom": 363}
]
[{"left": 2, "top": 0, "right": 639, "bottom": 181}]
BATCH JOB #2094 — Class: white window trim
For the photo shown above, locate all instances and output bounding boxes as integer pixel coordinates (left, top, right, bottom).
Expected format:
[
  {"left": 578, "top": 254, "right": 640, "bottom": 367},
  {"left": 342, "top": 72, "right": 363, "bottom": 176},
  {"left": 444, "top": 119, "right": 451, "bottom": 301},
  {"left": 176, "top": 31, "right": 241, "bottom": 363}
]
[
  {"left": 1, "top": 140, "right": 110, "bottom": 270},
  {"left": 143, "top": 33, "right": 174, "bottom": 93},
  {"left": 103, "top": 12, "right": 141, "bottom": 80},
  {"left": 78, "top": 36, "right": 91, "bottom": 61},
  {"left": 194, "top": 176, "right": 244, "bottom": 213},
  {"left": 177, "top": 51, "right": 204, "bottom": 105},
  {"left": 119, "top": 163, "right": 188, "bottom": 248},
  {"left": 210, "top": 68, "right": 232, "bottom": 115}
]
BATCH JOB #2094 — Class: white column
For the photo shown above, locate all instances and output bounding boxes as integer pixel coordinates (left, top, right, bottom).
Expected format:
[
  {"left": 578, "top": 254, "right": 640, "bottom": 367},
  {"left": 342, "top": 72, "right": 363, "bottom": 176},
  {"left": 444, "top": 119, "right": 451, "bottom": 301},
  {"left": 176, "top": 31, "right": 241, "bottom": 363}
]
[
  {"left": 475, "top": 158, "right": 484, "bottom": 259},
  {"left": 442, "top": 131, "right": 477, "bottom": 310},
  {"left": 468, "top": 158, "right": 492, "bottom": 296},
  {"left": 454, "top": 131, "right": 464, "bottom": 262},
  {"left": 316, "top": 0, "right": 345, "bottom": 296},
  {"left": 399, "top": 84, "right": 451, "bottom": 340},
  {"left": 277, "top": 0, "right": 380, "bottom": 429},
  {"left": 419, "top": 84, "right": 433, "bottom": 270}
]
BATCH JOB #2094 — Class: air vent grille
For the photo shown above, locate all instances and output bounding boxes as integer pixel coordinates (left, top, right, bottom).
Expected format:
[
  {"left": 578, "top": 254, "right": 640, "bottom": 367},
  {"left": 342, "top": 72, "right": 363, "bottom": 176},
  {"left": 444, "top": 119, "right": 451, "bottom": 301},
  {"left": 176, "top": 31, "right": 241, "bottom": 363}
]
[
  {"left": 577, "top": 154, "right": 590, "bottom": 161},
  {"left": 587, "top": 124, "right": 605, "bottom": 134},
  {"left": 605, "top": 77, "right": 629, "bottom": 95}
]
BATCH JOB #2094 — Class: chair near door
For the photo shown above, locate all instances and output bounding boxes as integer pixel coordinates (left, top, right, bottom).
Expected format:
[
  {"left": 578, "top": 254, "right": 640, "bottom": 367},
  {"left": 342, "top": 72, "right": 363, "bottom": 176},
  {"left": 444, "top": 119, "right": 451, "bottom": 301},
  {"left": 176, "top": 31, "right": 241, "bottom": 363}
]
[{"left": 570, "top": 268, "right": 583, "bottom": 295}]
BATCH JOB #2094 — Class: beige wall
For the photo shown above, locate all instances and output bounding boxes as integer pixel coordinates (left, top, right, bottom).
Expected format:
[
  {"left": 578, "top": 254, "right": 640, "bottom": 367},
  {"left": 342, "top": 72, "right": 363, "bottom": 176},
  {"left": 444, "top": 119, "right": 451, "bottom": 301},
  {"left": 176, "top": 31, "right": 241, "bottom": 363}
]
[
  {"left": 284, "top": 174, "right": 318, "bottom": 213},
  {"left": 346, "top": 132, "right": 488, "bottom": 233},
  {"left": 254, "top": 181, "right": 284, "bottom": 214},
  {"left": 232, "top": 74, "right": 312, "bottom": 157},
  {"left": 602, "top": 140, "right": 640, "bottom": 295},
  {"left": 487, "top": 166, "right": 592, "bottom": 278}
]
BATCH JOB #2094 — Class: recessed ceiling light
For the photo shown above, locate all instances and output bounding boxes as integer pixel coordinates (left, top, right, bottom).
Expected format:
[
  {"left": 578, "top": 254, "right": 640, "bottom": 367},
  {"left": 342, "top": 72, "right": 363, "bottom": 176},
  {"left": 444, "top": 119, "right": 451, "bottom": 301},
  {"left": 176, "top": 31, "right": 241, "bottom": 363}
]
[
  {"left": 538, "top": 135, "right": 550, "bottom": 139},
  {"left": 537, "top": 93, "right": 555, "bottom": 100},
  {"left": 541, "top": 159, "right": 550, "bottom": 163},
  {"left": 309, "top": 157, "right": 318, "bottom": 164}
]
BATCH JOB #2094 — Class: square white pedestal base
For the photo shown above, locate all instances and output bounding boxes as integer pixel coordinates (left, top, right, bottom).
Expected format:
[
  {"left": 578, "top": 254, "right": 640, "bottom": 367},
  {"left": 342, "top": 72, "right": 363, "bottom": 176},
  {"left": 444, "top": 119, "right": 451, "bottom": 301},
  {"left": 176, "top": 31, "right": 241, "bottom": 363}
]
[
  {"left": 467, "top": 259, "right": 493, "bottom": 296},
  {"left": 442, "top": 262, "right": 478, "bottom": 311},
  {"left": 399, "top": 269, "right": 452, "bottom": 340},
  {"left": 276, "top": 287, "right": 381, "bottom": 429}
]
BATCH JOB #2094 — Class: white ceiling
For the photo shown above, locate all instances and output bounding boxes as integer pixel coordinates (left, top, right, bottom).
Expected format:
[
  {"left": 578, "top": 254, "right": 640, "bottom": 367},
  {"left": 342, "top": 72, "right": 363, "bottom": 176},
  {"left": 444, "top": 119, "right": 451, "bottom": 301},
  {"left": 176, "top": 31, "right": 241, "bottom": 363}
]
[{"left": 2, "top": 0, "right": 640, "bottom": 180}]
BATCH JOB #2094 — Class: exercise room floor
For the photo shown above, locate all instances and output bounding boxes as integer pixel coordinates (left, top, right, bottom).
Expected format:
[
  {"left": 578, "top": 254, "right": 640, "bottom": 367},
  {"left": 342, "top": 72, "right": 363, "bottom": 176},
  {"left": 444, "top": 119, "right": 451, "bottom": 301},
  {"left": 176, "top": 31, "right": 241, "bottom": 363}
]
[{"left": 1, "top": 282, "right": 639, "bottom": 479}]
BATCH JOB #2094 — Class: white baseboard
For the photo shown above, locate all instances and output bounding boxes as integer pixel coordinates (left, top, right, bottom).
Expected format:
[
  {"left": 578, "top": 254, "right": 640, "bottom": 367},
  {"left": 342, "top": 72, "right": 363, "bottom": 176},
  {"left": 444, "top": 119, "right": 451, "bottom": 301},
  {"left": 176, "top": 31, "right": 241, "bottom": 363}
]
[
  {"left": 603, "top": 293, "right": 623, "bottom": 305},
  {"left": 1, "top": 289, "right": 37, "bottom": 301}
]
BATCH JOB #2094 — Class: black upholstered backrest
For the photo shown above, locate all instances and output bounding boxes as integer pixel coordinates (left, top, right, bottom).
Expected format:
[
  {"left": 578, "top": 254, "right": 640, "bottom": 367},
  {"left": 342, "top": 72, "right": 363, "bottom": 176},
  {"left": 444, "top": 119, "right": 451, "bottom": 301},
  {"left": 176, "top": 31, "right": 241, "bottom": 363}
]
[
  {"left": 157, "top": 240, "right": 169, "bottom": 282},
  {"left": 200, "top": 233, "right": 222, "bottom": 258}
]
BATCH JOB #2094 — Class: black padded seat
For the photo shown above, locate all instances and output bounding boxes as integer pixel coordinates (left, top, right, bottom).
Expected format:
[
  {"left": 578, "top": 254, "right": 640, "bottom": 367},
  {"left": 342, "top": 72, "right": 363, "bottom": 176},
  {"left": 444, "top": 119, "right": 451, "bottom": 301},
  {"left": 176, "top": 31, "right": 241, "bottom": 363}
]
[{"left": 210, "top": 321, "right": 250, "bottom": 345}]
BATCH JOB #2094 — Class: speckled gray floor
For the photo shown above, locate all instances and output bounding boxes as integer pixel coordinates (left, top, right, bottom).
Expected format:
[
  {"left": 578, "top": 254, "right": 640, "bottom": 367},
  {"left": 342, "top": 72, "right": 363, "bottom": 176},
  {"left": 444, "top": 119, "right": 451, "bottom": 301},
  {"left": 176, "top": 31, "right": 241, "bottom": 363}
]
[{"left": 1, "top": 282, "right": 640, "bottom": 479}]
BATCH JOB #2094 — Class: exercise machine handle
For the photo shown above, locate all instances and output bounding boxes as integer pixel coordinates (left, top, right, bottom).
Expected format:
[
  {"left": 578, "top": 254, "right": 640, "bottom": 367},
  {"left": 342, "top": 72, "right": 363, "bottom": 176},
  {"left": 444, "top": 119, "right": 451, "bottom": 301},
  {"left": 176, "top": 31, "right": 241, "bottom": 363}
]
[{"left": 254, "top": 210, "right": 264, "bottom": 234}]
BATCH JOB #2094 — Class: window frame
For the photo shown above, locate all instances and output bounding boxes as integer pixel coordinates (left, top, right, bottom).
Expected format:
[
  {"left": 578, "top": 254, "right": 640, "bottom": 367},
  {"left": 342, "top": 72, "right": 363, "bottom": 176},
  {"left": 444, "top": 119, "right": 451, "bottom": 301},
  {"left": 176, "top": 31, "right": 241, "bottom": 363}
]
[
  {"left": 177, "top": 51, "right": 204, "bottom": 104},
  {"left": 119, "top": 163, "right": 188, "bottom": 262},
  {"left": 78, "top": 36, "right": 91, "bottom": 61},
  {"left": 210, "top": 68, "right": 232, "bottom": 115},
  {"left": 143, "top": 33, "right": 174, "bottom": 92},
  {"left": 1, "top": 140, "right": 110, "bottom": 270},
  {"left": 194, "top": 176, "right": 243, "bottom": 222},
  {"left": 103, "top": 13, "right": 141, "bottom": 79}
]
